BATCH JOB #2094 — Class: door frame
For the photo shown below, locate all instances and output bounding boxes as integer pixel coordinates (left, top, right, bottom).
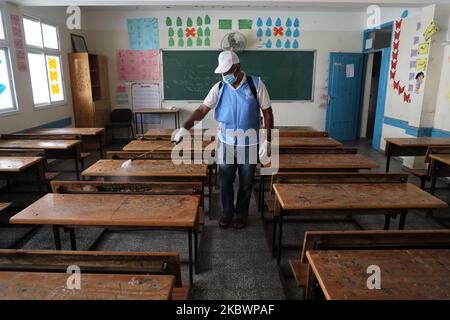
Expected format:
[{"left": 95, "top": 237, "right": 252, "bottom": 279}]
[{"left": 361, "top": 21, "right": 394, "bottom": 150}]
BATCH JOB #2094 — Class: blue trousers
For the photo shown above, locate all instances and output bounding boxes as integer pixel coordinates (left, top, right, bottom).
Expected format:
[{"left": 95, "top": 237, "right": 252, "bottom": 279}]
[{"left": 218, "top": 142, "right": 258, "bottom": 218}]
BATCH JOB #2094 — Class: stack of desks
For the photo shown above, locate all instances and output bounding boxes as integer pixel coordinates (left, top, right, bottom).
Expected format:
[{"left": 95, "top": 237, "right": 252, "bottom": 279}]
[
  {"left": 9, "top": 193, "right": 201, "bottom": 285},
  {"left": 385, "top": 137, "right": 450, "bottom": 172}
]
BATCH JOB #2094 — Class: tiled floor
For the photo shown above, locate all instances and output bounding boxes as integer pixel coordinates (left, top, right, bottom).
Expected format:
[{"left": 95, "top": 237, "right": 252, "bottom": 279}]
[{"left": 1, "top": 138, "right": 449, "bottom": 300}]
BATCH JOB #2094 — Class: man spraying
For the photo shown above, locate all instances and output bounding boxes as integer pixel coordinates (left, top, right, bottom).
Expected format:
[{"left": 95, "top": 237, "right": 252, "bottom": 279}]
[{"left": 173, "top": 51, "right": 274, "bottom": 229}]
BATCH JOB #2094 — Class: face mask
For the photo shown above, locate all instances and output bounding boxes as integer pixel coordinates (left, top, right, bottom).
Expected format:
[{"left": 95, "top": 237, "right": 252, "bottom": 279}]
[{"left": 222, "top": 73, "right": 236, "bottom": 85}]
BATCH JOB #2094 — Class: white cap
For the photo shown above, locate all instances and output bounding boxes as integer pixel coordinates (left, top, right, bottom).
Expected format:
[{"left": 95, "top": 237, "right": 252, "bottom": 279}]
[{"left": 214, "top": 51, "right": 240, "bottom": 74}]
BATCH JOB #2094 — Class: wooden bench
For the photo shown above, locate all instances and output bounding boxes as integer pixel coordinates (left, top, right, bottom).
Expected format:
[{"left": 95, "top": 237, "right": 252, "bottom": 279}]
[
  {"left": 51, "top": 180, "right": 205, "bottom": 226},
  {"left": 401, "top": 146, "right": 450, "bottom": 189},
  {"left": 1, "top": 134, "right": 91, "bottom": 171},
  {"left": 294, "top": 230, "right": 450, "bottom": 299},
  {"left": 0, "top": 249, "right": 190, "bottom": 300}
]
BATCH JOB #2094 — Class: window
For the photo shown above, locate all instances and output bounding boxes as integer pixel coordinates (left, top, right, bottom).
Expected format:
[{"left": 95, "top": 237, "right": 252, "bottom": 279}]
[
  {"left": 23, "top": 16, "right": 64, "bottom": 106},
  {"left": 0, "top": 9, "right": 18, "bottom": 113}
]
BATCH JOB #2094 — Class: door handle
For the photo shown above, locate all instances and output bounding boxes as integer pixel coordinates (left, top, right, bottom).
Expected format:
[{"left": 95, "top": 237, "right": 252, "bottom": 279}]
[{"left": 327, "top": 95, "right": 332, "bottom": 105}]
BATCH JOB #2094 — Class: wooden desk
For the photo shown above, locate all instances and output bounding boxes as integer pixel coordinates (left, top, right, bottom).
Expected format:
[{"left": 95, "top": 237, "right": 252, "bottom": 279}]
[
  {"left": 0, "top": 157, "right": 46, "bottom": 194},
  {"left": 275, "top": 126, "right": 317, "bottom": 131},
  {"left": 0, "top": 271, "right": 174, "bottom": 300},
  {"left": 82, "top": 159, "right": 208, "bottom": 210},
  {"left": 123, "top": 139, "right": 215, "bottom": 152},
  {"left": 0, "top": 203, "right": 11, "bottom": 212},
  {"left": 258, "top": 154, "right": 380, "bottom": 214},
  {"left": 29, "top": 127, "right": 105, "bottom": 158},
  {"left": 10, "top": 193, "right": 200, "bottom": 284},
  {"left": 274, "top": 137, "right": 342, "bottom": 148},
  {"left": 429, "top": 154, "right": 450, "bottom": 194},
  {"left": 134, "top": 108, "right": 180, "bottom": 134},
  {"left": 0, "top": 139, "right": 82, "bottom": 180},
  {"left": 272, "top": 183, "right": 448, "bottom": 264},
  {"left": 144, "top": 128, "right": 215, "bottom": 140},
  {"left": 385, "top": 137, "right": 450, "bottom": 172},
  {"left": 82, "top": 159, "right": 207, "bottom": 178},
  {"left": 306, "top": 249, "right": 450, "bottom": 300}
]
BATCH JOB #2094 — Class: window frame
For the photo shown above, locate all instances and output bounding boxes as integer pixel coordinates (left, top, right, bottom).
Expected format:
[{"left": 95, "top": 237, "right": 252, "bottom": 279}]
[
  {"left": 0, "top": 7, "right": 19, "bottom": 116},
  {"left": 23, "top": 14, "right": 66, "bottom": 109}
]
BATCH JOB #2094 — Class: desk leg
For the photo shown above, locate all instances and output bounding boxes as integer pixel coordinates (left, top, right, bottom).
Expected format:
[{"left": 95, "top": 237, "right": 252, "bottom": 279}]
[
  {"left": 188, "top": 228, "right": 193, "bottom": 285},
  {"left": 272, "top": 215, "right": 277, "bottom": 257},
  {"left": 174, "top": 113, "right": 177, "bottom": 128},
  {"left": 385, "top": 155, "right": 391, "bottom": 173},
  {"left": 194, "top": 228, "right": 198, "bottom": 274},
  {"left": 74, "top": 148, "right": 80, "bottom": 181},
  {"left": 430, "top": 160, "right": 437, "bottom": 195},
  {"left": 305, "top": 264, "right": 316, "bottom": 300},
  {"left": 69, "top": 228, "right": 77, "bottom": 250},
  {"left": 53, "top": 226, "right": 62, "bottom": 250},
  {"left": 98, "top": 134, "right": 104, "bottom": 159},
  {"left": 277, "top": 212, "right": 283, "bottom": 265},
  {"left": 141, "top": 113, "right": 145, "bottom": 136},
  {"left": 384, "top": 214, "right": 391, "bottom": 230},
  {"left": 134, "top": 113, "right": 139, "bottom": 135},
  {"left": 399, "top": 210, "right": 407, "bottom": 230},
  {"left": 208, "top": 171, "right": 212, "bottom": 214}
]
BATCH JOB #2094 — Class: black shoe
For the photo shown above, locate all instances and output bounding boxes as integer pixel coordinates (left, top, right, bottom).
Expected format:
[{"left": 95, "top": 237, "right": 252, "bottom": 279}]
[
  {"left": 219, "top": 216, "right": 233, "bottom": 229},
  {"left": 232, "top": 216, "right": 248, "bottom": 229}
]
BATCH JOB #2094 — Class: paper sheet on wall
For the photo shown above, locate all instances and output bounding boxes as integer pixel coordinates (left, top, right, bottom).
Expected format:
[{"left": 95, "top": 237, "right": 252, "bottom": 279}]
[
  {"left": 346, "top": 64, "right": 354, "bottom": 78},
  {"left": 10, "top": 14, "right": 27, "bottom": 72},
  {"left": 365, "top": 38, "right": 373, "bottom": 50},
  {"left": 131, "top": 83, "right": 161, "bottom": 124},
  {"left": 117, "top": 50, "right": 160, "bottom": 81},
  {"left": 127, "top": 18, "right": 159, "bottom": 50},
  {"left": 415, "top": 58, "right": 427, "bottom": 71},
  {"left": 418, "top": 42, "right": 429, "bottom": 55}
]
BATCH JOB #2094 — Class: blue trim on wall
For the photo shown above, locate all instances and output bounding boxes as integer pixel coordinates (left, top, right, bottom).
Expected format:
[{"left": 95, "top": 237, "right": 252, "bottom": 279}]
[
  {"left": 383, "top": 116, "right": 450, "bottom": 138},
  {"left": 19, "top": 117, "right": 72, "bottom": 133},
  {"left": 431, "top": 128, "right": 450, "bottom": 138}
]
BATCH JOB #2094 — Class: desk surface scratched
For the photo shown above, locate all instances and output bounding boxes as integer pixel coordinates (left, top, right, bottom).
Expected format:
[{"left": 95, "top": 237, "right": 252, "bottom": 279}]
[
  {"left": 30, "top": 128, "right": 104, "bottom": 136},
  {"left": 0, "top": 271, "right": 174, "bottom": 300},
  {"left": 0, "top": 156, "right": 43, "bottom": 172},
  {"left": 385, "top": 137, "right": 450, "bottom": 147},
  {"left": 307, "top": 249, "right": 450, "bottom": 300},
  {"left": 10, "top": 193, "right": 199, "bottom": 227},
  {"left": 274, "top": 137, "right": 342, "bottom": 148},
  {"left": 273, "top": 183, "right": 448, "bottom": 210},
  {"left": 429, "top": 154, "right": 450, "bottom": 166},
  {"left": 123, "top": 139, "right": 216, "bottom": 152},
  {"left": 264, "top": 153, "right": 379, "bottom": 169},
  {"left": 0, "top": 139, "right": 80, "bottom": 150},
  {"left": 82, "top": 159, "right": 208, "bottom": 177}
]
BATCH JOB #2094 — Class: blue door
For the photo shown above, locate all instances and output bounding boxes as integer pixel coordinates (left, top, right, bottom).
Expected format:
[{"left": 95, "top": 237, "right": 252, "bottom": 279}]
[
  {"left": 372, "top": 47, "right": 391, "bottom": 150},
  {"left": 325, "top": 52, "right": 364, "bottom": 141}
]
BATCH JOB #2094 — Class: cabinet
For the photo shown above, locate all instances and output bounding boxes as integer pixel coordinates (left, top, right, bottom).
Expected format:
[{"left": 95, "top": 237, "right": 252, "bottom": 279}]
[{"left": 68, "top": 53, "right": 111, "bottom": 128}]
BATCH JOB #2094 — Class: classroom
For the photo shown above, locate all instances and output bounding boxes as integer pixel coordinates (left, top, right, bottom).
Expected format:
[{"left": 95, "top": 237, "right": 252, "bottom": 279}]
[{"left": 0, "top": 0, "right": 450, "bottom": 305}]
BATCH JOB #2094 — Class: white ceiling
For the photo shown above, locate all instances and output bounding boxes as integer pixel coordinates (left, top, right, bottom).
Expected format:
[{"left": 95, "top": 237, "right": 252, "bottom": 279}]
[{"left": 7, "top": 0, "right": 441, "bottom": 9}]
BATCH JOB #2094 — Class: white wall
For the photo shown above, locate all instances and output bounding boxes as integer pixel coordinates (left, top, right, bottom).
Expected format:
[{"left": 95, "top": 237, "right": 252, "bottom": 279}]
[
  {"left": 83, "top": 8, "right": 365, "bottom": 130},
  {"left": 0, "top": 3, "right": 83, "bottom": 133}
]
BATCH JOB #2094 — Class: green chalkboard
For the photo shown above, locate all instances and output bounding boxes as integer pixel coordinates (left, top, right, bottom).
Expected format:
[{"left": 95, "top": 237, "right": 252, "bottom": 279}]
[{"left": 162, "top": 50, "right": 315, "bottom": 101}]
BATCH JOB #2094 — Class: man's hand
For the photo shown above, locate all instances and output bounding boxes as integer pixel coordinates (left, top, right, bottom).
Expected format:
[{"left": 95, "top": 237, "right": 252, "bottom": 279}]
[
  {"left": 172, "top": 127, "right": 189, "bottom": 144},
  {"left": 259, "top": 140, "right": 271, "bottom": 160}
]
